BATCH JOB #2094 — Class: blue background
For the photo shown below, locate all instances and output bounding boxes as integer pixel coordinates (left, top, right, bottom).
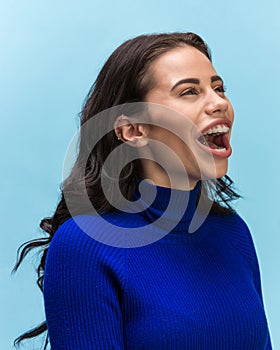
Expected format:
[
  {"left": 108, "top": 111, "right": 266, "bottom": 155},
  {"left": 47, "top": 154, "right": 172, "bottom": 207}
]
[{"left": 1, "top": 0, "right": 279, "bottom": 348}]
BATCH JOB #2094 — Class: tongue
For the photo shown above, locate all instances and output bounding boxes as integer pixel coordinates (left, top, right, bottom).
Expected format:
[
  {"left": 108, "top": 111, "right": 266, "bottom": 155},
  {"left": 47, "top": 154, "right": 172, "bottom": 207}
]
[
  {"left": 207, "top": 141, "right": 219, "bottom": 149},
  {"left": 202, "top": 134, "right": 225, "bottom": 149},
  {"left": 202, "top": 134, "right": 219, "bottom": 149},
  {"left": 215, "top": 135, "right": 224, "bottom": 147}
]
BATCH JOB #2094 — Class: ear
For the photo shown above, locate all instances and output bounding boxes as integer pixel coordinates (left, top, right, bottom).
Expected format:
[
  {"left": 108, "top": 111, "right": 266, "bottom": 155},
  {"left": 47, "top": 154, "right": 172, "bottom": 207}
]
[{"left": 114, "top": 115, "right": 149, "bottom": 147}]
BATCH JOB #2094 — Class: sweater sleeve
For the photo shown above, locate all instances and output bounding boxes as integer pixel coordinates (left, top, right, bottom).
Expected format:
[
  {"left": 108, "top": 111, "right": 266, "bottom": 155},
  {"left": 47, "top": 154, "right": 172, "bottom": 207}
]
[
  {"left": 43, "top": 215, "right": 126, "bottom": 349},
  {"left": 232, "top": 215, "right": 273, "bottom": 349}
]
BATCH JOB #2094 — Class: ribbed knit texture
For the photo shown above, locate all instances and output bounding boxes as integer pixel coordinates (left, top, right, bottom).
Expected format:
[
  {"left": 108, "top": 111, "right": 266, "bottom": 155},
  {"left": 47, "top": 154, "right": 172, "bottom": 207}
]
[{"left": 44, "top": 179, "right": 272, "bottom": 349}]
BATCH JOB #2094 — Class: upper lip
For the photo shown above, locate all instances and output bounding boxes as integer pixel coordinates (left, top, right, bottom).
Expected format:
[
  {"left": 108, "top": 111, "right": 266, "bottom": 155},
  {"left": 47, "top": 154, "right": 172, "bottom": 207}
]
[{"left": 198, "top": 117, "right": 232, "bottom": 136}]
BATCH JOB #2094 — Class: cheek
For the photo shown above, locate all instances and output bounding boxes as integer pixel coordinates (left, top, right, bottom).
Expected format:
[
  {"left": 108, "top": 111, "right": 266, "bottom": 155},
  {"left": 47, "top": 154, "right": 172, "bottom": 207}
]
[{"left": 227, "top": 100, "right": 235, "bottom": 123}]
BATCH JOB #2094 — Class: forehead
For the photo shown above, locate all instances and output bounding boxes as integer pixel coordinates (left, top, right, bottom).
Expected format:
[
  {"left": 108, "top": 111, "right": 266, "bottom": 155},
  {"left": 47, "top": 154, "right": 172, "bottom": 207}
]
[{"left": 148, "top": 46, "right": 217, "bottom": 87}]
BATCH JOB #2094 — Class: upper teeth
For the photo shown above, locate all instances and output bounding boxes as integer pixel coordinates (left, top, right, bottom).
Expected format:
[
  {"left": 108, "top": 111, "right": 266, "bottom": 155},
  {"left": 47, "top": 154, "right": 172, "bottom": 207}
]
[{"left": 203, "top": 124, "right": 229, "bottom": 136}]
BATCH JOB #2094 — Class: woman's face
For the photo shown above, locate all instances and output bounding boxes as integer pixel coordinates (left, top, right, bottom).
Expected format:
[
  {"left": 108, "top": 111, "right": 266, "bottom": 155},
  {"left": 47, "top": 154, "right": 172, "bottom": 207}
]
[{"left": 141, "top": 45, "right": 234, "bottom": 189}]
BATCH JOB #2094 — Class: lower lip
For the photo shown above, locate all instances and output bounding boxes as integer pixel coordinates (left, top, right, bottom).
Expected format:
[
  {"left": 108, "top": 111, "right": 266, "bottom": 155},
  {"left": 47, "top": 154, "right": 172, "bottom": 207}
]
[{"left": 195, "top": 136, "right": 232, "bottom": 158}]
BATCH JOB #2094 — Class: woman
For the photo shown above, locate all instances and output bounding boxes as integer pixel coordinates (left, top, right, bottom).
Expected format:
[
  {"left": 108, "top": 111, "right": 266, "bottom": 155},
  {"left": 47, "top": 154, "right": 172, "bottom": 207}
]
[{"left": 14, "top": 32, "right": 272, "bottom": 349}]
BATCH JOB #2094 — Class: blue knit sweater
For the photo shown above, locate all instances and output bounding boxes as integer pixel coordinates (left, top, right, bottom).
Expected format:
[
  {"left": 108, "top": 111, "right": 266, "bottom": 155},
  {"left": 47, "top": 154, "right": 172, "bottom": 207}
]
[{"left": 44, "top": 179, "right": 272, "bottom": 349}]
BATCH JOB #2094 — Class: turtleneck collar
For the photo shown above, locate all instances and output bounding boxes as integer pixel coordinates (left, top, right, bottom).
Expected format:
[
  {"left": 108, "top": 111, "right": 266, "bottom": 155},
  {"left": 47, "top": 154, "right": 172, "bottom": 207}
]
[{"left": 131, "top": 178, "right": 201, "bottom": 233}]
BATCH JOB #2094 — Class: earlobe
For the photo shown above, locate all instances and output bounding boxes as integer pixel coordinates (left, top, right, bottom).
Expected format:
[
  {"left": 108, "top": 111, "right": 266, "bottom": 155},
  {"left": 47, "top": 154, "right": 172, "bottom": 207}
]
[{"left": 114, "top": 115, "right": 149, "bottom": 147}]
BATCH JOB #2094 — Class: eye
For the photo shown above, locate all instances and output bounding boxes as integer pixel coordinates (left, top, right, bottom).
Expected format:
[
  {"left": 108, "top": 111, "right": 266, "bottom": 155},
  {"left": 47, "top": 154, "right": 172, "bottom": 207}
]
[
  {"left": 214, "top": 85, "right": 227, "bottom": 94},
  {"left": 180, "top": 87, "right": 199, "bottom": 96}
]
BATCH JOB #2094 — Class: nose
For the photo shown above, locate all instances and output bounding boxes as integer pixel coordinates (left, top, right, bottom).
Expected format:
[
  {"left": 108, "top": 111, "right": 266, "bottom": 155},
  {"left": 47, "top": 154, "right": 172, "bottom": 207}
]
[{"left": 204, "top": 89, "right": 229, "bottom": 115}]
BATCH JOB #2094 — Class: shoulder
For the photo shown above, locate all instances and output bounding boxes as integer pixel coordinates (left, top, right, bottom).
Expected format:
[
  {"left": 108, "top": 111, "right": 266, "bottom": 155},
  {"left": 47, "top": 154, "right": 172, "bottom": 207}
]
[
  {"left": 49, "top": 214, "right": 106, "bottom": 252},
  {"left": 222, "top": 212, "right": 254, "bottom": 246},
  {"left": 216, "top": 212, "right": 259, "bottom": 270},
  {"left": 206, "top": 211, "right": 257, "bottom": 256},
  {"left": 207, "top": 211, "right": 252, "bottom": 237},
  {"left": 46, "top": 214, "right": 126, "bottom": 274}
]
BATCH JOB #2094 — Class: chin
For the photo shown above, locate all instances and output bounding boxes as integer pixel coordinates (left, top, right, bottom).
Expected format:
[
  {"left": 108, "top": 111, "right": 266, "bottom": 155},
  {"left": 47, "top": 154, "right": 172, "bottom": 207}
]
[
  {"left": 214, "top": 160, "right": 228, "bottom": 179},
  {"left": 200, "top": 160, "right": 228, "bottom": 181}
]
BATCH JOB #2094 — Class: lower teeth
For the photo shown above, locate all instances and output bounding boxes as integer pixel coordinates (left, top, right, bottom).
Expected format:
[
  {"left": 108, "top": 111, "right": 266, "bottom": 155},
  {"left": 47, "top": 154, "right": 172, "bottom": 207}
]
[{"left": 199, "top": 139, "right": 227, "bottom": 152}]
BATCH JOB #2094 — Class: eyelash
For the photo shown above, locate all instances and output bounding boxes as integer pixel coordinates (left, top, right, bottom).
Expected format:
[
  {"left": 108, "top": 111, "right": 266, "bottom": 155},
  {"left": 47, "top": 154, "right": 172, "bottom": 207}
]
[
  {"left": 215, "top": 85, "right": 227, "bottom": 93},
  {"left": 180, "top": 87, "right": 199, "bottom": 96},
  {"left": 180, "top": 85, "right": 227, "bottom": 96}
]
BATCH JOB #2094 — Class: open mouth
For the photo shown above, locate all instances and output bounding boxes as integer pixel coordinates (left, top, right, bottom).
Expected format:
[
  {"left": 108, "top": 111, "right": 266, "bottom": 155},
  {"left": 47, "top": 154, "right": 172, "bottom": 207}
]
[{"left": 196, "top": 124, "right": 231, "bottom": 156}]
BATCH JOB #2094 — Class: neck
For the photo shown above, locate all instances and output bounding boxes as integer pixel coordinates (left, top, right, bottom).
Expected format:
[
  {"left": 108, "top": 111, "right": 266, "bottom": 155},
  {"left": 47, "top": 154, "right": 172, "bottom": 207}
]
[
  {"left": 137, "top": 159, "right": 198, "bottom": 191},
  {"left": 131, "top": 177, "right": 202, "bottom": 233}
]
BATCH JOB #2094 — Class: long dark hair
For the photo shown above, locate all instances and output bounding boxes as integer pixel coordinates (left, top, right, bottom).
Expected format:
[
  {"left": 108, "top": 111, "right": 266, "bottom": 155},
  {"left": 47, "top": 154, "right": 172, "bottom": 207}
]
[{"left": 13, "top": 32, "right": 240, "bottom": 349}]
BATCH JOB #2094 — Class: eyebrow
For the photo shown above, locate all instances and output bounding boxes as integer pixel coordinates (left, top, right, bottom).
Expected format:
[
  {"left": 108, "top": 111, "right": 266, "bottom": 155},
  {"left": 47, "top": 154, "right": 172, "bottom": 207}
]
[
  {"left": 170, "top": 75, "right": 224, "bottom": 91},
  {"left": 211, "top": 75, "right": 224, "bottom": 84}
]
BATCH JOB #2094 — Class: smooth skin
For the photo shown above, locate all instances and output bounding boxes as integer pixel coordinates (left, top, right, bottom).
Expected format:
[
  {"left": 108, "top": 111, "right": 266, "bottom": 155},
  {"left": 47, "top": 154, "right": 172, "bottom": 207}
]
[{"left": 114, "top": 45, "right": 234, "bottom": 190}]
